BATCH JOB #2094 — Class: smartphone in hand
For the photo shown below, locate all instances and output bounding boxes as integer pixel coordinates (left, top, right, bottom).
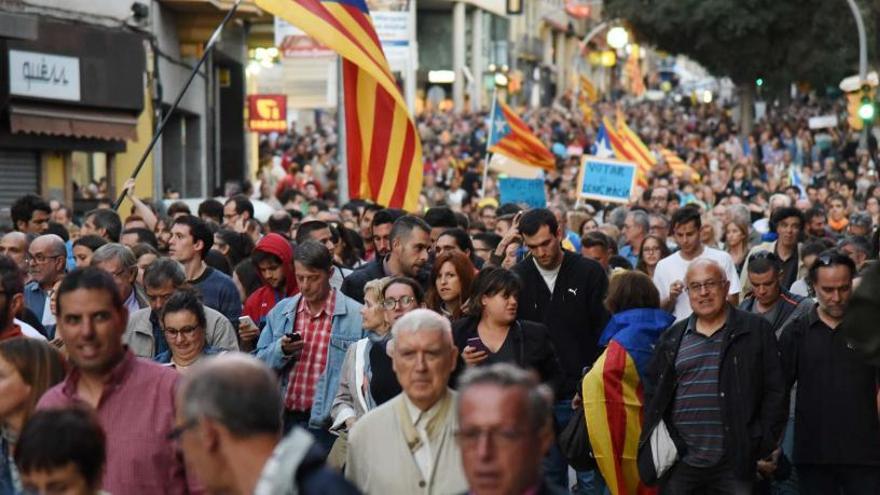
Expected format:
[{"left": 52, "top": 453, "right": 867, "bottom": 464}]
[
  {"left": 466, "top": 337, "right": 489, "bottom": 353},
  {"left": 239, "top": 315, "right": 257, "bottom": 328},
  {"left": 285, "top": 332, "right": 303, "bottom": 342}
]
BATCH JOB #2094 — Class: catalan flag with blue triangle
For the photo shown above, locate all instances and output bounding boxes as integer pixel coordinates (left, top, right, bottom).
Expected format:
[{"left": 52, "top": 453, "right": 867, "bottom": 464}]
[
  {"left": 488, "top": 98, "right": 556, "bottom": 171},
  {"left": 255, "top": 0, "right": 422, "bottom": 211},
  {"left": 583, "top": 308, "right": 674, "bottom": 495}
]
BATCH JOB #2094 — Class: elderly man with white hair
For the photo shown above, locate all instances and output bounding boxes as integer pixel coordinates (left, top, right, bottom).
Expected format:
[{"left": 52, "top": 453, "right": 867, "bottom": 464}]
[{"left": 345, "top": 308, "right": 467, "bottom": 494}]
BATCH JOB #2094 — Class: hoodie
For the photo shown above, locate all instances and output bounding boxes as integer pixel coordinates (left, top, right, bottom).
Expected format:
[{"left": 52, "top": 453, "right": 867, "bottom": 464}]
[{"left": 244, "top": 234, "right": 298, "bottom": 328}]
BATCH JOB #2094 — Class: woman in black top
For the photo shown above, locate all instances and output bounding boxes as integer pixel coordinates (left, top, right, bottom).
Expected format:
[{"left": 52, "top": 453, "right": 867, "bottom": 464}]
[{"left": 451, "top": 267, "right": 563, "bottom": 395}]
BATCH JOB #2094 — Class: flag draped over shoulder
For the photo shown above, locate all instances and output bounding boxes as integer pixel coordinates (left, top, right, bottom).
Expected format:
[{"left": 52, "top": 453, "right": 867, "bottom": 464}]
[
  {"left": 255, "top": 0, "right": 422, "bottom": 211},
  {"left": 488, "top": 99, "right": 556, "bottom": 171}
]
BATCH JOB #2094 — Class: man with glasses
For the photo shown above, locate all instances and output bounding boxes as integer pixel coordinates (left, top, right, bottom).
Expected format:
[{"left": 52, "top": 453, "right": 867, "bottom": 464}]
[
  {"left": 125, "top": 258, "right": 238, "bottom": 358},
  {"left": 23, "top": 234, "right": 66, "bottom": 332},
  {"left": 640, "top": 259, "right": 786, "bottom": 492},
  {"left": 739, "top": 251, "right": 809, "bottom": 334},
  {"left": 346, "top": 309, "right": 467, "bottom": 494},
  {"left": 37, "top": 267, "right": 199, "bottom": 495},
  {"left": 741, "top": 207, "right": 805, "bottom": 293},
  {"left": 457, "top": 363, "right": 556, "bottom": 495},
  {"left": 479, "top": 204, "right": 498, "bottom": 231},
  {"left": 257, "top": 241, "right": 363, "bottom": 447},
  {"left": 779, "top": 251, "right": 880, "bottom": 493}
]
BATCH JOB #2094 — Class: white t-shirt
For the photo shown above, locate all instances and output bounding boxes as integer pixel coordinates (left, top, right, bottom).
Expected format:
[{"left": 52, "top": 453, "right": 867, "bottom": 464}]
[
  {"left": 533, "top": 258, "right": 561, "bottom": 295},
  {"left": 15, "top": 319, "right": 47, "bottom": 340},
  {"left": 653, "top": 246, "right": 742, "bottom": 321}
]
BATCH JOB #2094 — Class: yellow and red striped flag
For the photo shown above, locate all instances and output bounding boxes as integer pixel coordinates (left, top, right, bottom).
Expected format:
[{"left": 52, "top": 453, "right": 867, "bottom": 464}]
[
  {"left": 580, "top": 74, "right": 599, "bottom": 104},
  {"left": 488, "top": 99, "right": 556, "bottom": 171},
  {"left": 256, "top": 0, "right": 422, "bottom": 211},
  {"left": 603, "top": 116, "right": 649, "bottom": 188},
  {"left": 660, "top": 148, "right": 700, "bottom": 182}
]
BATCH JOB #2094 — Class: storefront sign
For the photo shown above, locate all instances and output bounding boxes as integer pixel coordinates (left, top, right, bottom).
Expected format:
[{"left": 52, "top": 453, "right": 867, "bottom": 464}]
[
  {"left": 274, "top": 17, "right": 332, "bottom": 58},
  {"left": 248, "top": 94, "right": 287, "bottom": 133},
  {"left": 9, "top": 49, "right": 80, "bottom": 101},
  {"left": 578, "top": 156, "right": 636, "bottom": 204}
]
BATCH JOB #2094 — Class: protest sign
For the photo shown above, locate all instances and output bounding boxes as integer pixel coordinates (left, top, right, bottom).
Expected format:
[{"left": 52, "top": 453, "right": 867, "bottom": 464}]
[
  {"left": 499, "top": 177, "right": 546, "bottom": 209},
  {"left": 578, "top": 156, "right": 636, "bottom": 204}
]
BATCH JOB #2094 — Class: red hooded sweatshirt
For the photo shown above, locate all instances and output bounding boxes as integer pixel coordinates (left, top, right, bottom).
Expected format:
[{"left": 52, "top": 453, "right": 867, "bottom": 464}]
[{"left": 243, "top": 233, "right": 298, "bottom": 327}]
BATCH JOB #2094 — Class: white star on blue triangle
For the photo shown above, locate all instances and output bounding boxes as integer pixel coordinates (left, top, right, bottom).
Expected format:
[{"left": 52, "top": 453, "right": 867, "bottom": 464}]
[
  {"left": 592, "top": 124, "right": 614, "bottom": 158},
  {"left": 487, "top": 103, "right": 511, "bottom": 147}
]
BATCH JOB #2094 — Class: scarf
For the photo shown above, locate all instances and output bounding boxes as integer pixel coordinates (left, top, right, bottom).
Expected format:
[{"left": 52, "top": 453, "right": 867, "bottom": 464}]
[{"left": 395, "top": 391, "right": 454, "bottom": 454}]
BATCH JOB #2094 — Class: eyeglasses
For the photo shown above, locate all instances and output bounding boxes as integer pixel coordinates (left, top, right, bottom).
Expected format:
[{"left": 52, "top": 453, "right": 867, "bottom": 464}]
[
  {"left": 748, "top": 250, "right": 780, "bottom": 264},
  {"left": 685, "top": 280, "right": 724, "bottom": 293},
  {"left": 455, "top": 427, "right": 527, "bottom": 448},
  {"left": 164, "top": 326, "right": 200, "bottom": 339},
  {"left": 25, "top": 253, "right": 62, "bottom": 265},
  {"left": 383, "top": 296, "right": 416, "bottom": 310},
  {"left": 167, "top": 418, "right": 198, "bottom": 441}
]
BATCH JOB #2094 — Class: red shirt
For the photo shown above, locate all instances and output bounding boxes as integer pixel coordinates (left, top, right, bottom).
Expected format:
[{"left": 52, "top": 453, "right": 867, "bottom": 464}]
[
  {"left": 285, "top": 290, "right": 336, "bottom": 411},
  {"left": 37, "top": 351, "right": 200, "bottom": 495}
]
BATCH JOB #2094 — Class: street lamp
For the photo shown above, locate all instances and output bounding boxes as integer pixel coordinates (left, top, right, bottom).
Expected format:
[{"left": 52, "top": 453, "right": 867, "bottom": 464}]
[{"left": 606, "top": 27, "right": 629, "bottom": 50}]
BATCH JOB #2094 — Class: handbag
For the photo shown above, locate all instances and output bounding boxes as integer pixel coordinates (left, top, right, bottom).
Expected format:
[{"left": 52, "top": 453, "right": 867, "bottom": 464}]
[
  {"left": 637, "top": 418, "right": 679, "bottom": 485},
  {"left": 557, "top": 404, "right": 596, "bottom": 471}
]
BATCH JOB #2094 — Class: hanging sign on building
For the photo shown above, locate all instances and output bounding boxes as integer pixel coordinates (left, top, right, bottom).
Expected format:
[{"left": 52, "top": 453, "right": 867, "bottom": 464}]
[
  {"left": 247, "top": 94, "right": 287, "bottom": 133},
  {"left": 9, "top": 49, "right": 81, "bottom": 101}
]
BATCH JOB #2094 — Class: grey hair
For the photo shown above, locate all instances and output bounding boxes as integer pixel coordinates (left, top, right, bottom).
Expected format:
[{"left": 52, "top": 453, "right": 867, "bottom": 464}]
[
  {"left": 607, "top": 206, "right": 629, "bottom": 228},
  {"left": 179, "top": 353, "right": 282, "bottom": 436},
  {"left": 143, "top": 257, "right": 186, "bottom": 289},
  {"left": 363, "top": 276, "right": 392, "bottom": 303},
  {"left": 728, "top": 204, "right": 751, "bottom": 226},
  {"left": 457, "top": 363, "right": 554, "bottom": 430},
  {"left": 685, "top": 258, "right": 728, "bottom": 282},
  {"left": 628, "top": 210, "right": 650, "bottom": 234},
  {"left": 33, "top": 234, "right": 66, "bottom": 257},
  {"left": 391, "top": 308, "right": 452, "bottom": 343},
  {"left": 293, "top": 240, "right": 333, "bottom": 271},
  {"left": 90, "top": 243, "right": 137, "bottom": 269}
]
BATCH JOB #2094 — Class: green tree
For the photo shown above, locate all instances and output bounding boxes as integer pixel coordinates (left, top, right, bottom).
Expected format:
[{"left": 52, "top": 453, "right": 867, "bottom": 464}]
[{"left": 604, "top": 0, "right": 870, "bottom": 133}]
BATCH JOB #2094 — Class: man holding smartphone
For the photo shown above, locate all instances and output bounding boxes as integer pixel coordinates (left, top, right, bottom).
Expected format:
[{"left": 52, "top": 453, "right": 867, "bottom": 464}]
[{"left": 256, "top": 241, "right": 364, "bottom": 451}]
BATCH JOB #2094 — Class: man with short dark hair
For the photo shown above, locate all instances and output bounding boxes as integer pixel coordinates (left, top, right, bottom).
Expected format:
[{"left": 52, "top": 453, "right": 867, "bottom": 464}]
[
  {"left": 120, "top": 227, "right": 158, "bottom": 249},
  {"left": 341, "top": 215, "right": 430, "bottom": 303},
  {"left": 741, "top": 207, "right": 805, "bottom": 293},
  {"left": 457, "top": 363, "right": 557, "bottom": 495},
  {"left": 80, "top": 209, "right": 122, "bottom": 243},
  {"left": 257, "top": 241, "right": 364, "bottom": 445},
  {"left": 425, "top": 206, "right": 459, "bottom": 246},
  {"left": 198, "top": 198, "right": 224, "bottom": 224},
  {"left": 804, "top": 207, "right": 832, "bottom": 241},
  {"left": 37, "top": 268, "right": 199, "bottom": 495},
  {"left": 267, "top": 210, "right": 293, "bottom": 239},
  {"left": 839, "top": 236, "right": 872, "bottom": 273},
  {"left": 169, "top": 215, "right": 241, "bottom": 325},
  {"left": 367, "top": 208, "right": 402, "bottom": 260},
  {"left": 779, "top": 251, "right": 880, "bottom": 493},
  {"left": 174, "top": 354, "right": 358, "bottom": 495},
  {"left": 296, "top": 220, "right": 352, "bottom": 290},
  {"left": 581, "top": 231, "right": 613, "bottom": 273},
  {"left": 507, "top": 208, "right": 609, "bottom": 491},
  {"left": 224, "top": 194, "right": 254, "bottom": 233},
  {"left": 640, "top": 259, "right": 786, "bottom": 491},
  {"left": 739, "top": 251, "right": 808, "bottom": 333},
  {"left": 11, "top": 194, "right": 50, "bottom": 235},
  {"left": 472, "top": 232, "right": 501, "bottom": 264},
  {"left": 126, "top": 258, "right": 238, "bottom": 358}
]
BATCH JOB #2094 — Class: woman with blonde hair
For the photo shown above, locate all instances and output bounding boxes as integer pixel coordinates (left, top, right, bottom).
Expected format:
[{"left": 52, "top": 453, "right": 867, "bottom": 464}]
[
  {"left": 723, "top": 218, "right": 751, "bottom": 274},
  {"left": 0, "top": 338, "right": 66, "bottom": 493}
]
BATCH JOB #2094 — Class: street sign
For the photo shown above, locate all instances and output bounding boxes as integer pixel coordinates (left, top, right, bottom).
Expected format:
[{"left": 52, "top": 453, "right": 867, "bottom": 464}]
[
  {"left": 247, "top": 94, "right": 287, "bottom": 133},
  {"left": 578, "top": 155, "right": 636, "bottom": 204},
  {"left": 499, "top": 177, "right": 546, "bottom": 208}
]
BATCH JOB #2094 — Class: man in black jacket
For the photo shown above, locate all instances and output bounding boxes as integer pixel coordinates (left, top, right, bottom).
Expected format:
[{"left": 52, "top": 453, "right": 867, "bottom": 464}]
[
  {"left": 341, "top": 215, "right": 430, "bottom": 303},
  {"left": 739, "top": 251, "right": 811, "bottom": 336},
  {"left": 639, "top": 259, "right": 787, "bottom": 492},
  {"left": 779, "top": 250, "right": 880, "bottom": 494},
  {"left": 509, "top": 208, "right": 609, "bottom": 492}
]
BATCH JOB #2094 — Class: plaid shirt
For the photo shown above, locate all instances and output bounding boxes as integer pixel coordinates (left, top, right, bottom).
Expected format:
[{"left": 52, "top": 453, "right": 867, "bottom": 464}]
[{"left": 285, "top": 289, "right": 336, "bottom": 411}]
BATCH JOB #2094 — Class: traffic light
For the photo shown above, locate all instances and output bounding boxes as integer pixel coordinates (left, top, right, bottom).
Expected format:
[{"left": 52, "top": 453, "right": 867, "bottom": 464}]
[
  {"left": 756, "top": 77, "right": 764, "bottom": 87},
  {"left": 858, "top": 89, "right": 875, "bottom": 122}
]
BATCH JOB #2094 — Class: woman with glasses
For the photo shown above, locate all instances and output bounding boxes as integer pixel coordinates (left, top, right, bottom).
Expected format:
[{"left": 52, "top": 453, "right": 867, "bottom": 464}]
[
  {"left": 636, "top": 235, "right": 671, "bottom": 279},
  {"left": 156, "top": 288, "right": 222, "bottom": 372},
  {"left": 452, "top": 267, "right": 562, "bottom": 393},
  {"left": 426, "top": 251, "right": 476, "bottom": 320},
  {"left": 0, "top": 337, "right": 66, "bottom": 494},
  {"left": 382, "top": 276, "right": 425, "bottom": 328}
]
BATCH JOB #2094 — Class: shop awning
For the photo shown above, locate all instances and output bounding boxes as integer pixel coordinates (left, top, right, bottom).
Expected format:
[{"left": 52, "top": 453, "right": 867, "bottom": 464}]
[{"left": 9, "top": 104, "right": 138, "bottom": 141}]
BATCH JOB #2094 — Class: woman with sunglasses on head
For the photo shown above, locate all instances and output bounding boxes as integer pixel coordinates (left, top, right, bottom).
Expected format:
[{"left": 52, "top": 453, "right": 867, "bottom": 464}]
[
  {"left": 426, "top": 251, "right": 476, "bottom": 320},
  {"left": 451, "top": 267, "right": 562, "bottom": 394}
]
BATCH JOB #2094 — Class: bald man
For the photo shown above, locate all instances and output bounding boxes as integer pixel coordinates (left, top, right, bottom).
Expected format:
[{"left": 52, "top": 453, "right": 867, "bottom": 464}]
[
  {"left": 24, "top": 234, "right": 67, "bottom": 329},
  {"left": 640, "top": 259, "right": 786, "bottom": 492}
]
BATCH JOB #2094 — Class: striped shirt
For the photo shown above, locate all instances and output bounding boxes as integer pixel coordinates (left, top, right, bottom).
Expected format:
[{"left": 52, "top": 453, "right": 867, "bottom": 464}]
[
  {"left": 285, "top": 289, "right": 336, "bottom": 411},
  {"left": 672, "top": 317, "right": 728, "bottom": 467}
]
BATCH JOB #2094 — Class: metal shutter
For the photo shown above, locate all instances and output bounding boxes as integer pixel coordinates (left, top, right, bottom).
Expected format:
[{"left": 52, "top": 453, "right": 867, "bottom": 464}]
[{"left": 0, "top": 151, "right": 39, "bottom": 209}]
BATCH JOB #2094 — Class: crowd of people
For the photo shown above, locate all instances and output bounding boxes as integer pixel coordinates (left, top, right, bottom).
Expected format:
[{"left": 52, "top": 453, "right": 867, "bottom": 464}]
[{"left": 0, "top": 94, "right": 877, "bottom": 495}]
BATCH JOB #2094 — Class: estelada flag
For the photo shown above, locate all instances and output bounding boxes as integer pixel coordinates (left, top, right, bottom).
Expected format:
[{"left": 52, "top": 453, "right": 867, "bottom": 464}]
[
  {"left": 660, "top": 148, "right": 700, "bottom": 182},
  {"left": 583, "top": 309, "right": 673, "bottom": 495},
  {"left": 602, "top": 116, "right": 648, "bottom": 188},
  {"left": 613, "top": 112, "right": 654, "bottom": 187},
  {"left": 580, "top": 74, "right": 599, "bottom": 104},
  {"left": 488, "top": 99, "right": 556, "bottom": 171},
  {"left": 256, "top": 0, "right": 422, "bottom": 211}
]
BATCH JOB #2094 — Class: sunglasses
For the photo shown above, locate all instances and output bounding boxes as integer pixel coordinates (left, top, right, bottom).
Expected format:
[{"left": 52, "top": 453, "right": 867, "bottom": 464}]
[{"left": 748, "top": 250, "right": 780, "bottom": 264}]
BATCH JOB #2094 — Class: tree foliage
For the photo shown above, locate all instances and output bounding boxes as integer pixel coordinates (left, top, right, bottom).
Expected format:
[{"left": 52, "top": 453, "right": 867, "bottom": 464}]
[{"left": 604, "top": 0, "right": 872, "bottom": 90}]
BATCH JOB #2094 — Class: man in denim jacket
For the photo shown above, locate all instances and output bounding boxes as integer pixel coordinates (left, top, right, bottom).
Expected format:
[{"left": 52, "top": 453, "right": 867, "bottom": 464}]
[{"left": 257, "top": 241, "right": 363, "bottom": 451}]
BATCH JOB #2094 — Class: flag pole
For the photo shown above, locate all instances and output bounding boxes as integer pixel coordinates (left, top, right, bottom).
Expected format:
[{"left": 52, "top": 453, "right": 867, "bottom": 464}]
[
  {"left": 113, "top": 0, "right": 243, "bottom": 211},
  {"left": 481, "top": 84, "right": 498, "bottom": 198},
  {"left": 336, "top": 57, "right": 349, "bottom": 206}
]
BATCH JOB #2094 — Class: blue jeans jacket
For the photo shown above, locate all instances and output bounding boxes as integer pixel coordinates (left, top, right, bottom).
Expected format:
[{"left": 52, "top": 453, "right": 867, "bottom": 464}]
[{"left": 256, "top": 289, "right": 364, "bottom": 429}]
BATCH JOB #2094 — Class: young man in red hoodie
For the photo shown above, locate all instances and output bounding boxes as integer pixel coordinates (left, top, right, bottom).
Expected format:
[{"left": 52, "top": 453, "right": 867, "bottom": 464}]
[{"left": 241, "top": 233, "right": 298, "bottom": 350}]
